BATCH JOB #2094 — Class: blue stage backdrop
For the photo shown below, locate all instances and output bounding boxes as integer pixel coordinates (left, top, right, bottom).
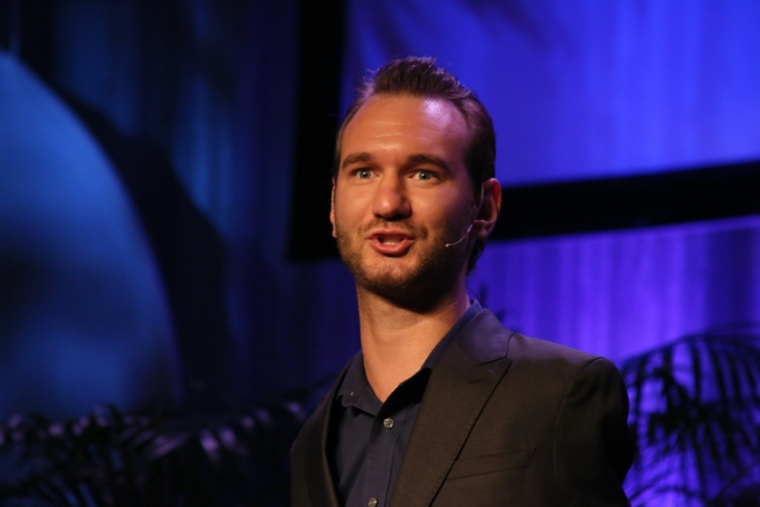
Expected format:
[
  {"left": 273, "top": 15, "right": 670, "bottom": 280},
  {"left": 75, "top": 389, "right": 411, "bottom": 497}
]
[
  {"left": 0, "top": 6, "right": 758, "bottom": 502},
  {"left": 0, "top": 53, "right": 178, "bottom": 418}
]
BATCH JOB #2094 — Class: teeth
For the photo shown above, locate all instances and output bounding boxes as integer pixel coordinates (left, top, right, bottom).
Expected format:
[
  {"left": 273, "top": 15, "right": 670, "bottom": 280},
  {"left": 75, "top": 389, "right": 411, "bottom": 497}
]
[{"left": 381, "top": 237, "right": 402, "bottom": 245}]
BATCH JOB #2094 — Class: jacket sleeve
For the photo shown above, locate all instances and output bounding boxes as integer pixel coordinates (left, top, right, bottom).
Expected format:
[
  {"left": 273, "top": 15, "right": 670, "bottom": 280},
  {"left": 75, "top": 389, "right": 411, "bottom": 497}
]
[{"left": 554, "top": 357, "right": 636, "bottom": 506}]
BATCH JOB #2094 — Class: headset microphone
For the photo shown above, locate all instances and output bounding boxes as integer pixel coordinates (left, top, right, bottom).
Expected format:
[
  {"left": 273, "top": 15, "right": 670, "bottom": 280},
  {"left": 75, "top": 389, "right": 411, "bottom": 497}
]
[
  {"left": 444, "top": 224, "right": 473, "bottom": 248},
  {"left": 445, "top": 186, "right": 484, "bottom": 247}
]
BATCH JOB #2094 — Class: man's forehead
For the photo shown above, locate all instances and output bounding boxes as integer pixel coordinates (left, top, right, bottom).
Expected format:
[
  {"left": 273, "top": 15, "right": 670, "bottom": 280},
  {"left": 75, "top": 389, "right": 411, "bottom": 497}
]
[
  {"left": 353, "top": 94, "right": 460, "bottom": 120},
  {"left": 342, "top": 95, "right": 467, "bottom": 143}
]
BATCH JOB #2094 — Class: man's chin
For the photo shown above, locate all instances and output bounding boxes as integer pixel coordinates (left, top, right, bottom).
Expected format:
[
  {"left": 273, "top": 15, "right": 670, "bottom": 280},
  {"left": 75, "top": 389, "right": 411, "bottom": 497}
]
[
  {"left": 354, "top": 264, "right": 458, "bottom": 305},
  {"left": 354, "top": 267, "right": 419, "bottom": 293}
]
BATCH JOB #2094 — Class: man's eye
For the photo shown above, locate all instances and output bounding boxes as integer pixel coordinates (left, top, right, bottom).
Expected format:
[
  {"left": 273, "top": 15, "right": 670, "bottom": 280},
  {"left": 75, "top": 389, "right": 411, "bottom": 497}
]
[
  {"left": 356, "top": 169, "right": 372, "bottom": 179},
  {"left": 414, "top": 170, "right": 436, "bottom": 181}
]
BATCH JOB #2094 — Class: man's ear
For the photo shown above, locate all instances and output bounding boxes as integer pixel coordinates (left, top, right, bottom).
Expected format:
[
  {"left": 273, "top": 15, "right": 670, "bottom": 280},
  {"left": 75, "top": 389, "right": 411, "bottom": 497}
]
[
  {"left": 329, "top": 178, "right": 337, "bottom": 238},
  {"left": 472, "top": 178, "right": 501, "bottom": 239}
]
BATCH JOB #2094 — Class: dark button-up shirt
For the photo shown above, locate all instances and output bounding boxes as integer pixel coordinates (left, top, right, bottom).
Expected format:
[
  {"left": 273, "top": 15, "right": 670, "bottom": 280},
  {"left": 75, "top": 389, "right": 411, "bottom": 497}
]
[{"left": 332, "top": 301, "right": 482, "bottom": 507}]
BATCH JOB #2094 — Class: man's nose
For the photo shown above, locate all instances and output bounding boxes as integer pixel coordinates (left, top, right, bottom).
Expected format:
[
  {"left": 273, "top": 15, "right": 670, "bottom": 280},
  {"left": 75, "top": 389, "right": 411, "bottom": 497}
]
[{"left": 371, "top": 175, "right": 411, "bottom": 219}]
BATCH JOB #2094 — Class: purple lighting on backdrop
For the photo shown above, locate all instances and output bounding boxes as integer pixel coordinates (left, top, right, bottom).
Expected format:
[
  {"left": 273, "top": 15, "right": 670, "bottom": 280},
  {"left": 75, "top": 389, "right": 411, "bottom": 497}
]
[
  {"left": 468, "top": 215, "right": 760, "bottom": 362},
  {"left": 342, "top": 0, "right": 760, "bottom": 185},
  {"left": 324, "top": 0, "right": 760, "bottom": 373}
]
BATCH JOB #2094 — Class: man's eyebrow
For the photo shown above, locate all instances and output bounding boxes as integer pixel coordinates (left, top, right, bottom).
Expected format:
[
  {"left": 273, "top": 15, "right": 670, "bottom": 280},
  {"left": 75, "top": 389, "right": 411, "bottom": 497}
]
[
  {"left": 341, "top": 153, "right": 373, "bottom": 170},
  {"left": 407, "top": 154, "right": 451, "bottom": 171}
]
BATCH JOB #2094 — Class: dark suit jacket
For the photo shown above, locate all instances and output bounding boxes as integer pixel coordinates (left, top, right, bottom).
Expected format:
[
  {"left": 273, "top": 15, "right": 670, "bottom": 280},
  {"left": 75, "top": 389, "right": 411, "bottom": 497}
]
[{"left": 291, "top": 307, "right": 635, "bottom": 506}]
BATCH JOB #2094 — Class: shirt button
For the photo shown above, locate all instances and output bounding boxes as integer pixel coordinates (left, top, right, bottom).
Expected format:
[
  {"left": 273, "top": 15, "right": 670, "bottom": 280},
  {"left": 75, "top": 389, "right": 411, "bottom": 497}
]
[
  {"left": 368, "top": 497, "right": 378, "bottom": 507},
  {"left": 383, "top": 417, "right": 394, "bottom": 429}
]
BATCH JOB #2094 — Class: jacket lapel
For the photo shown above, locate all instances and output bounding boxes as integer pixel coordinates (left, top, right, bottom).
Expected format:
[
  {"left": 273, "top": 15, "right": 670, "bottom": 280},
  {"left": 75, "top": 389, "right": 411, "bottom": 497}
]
[
  {"left": 390, "top": 310, "right": 513, "bottom": 507},
  {"left": 301, "top": 368, "right": 349, "bottom": 507}
]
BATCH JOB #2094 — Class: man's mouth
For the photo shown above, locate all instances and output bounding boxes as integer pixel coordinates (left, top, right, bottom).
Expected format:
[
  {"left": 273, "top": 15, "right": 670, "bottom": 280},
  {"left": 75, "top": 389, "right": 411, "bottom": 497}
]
[
  {"left": 377, "top": 235, "right": 406, "bottom": 245},
  {"left": 368, "top": 231, "right": 414, "bottom": 255}
]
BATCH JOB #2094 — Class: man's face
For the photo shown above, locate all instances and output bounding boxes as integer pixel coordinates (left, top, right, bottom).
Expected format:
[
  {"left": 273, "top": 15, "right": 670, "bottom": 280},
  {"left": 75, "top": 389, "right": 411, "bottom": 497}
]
[{"left": 331, "top": 94, "right": 477, "bottom": 299}]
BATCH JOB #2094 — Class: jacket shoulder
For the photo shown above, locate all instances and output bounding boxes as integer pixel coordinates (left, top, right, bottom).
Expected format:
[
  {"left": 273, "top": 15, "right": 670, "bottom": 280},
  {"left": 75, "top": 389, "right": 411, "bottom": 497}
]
[{"left": 506, "top": 331, "right": 612, "bottom": 372}]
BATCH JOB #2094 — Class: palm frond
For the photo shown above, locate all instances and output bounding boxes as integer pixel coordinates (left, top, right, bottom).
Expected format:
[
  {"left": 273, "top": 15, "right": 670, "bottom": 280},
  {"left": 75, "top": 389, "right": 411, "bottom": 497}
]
[{"left": 622, "top": 324, "right": 760, "bottom": 504}]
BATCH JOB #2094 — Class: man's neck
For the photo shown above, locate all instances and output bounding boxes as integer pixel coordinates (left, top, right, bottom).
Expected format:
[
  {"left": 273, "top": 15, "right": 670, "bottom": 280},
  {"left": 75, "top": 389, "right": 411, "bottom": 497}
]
[{"left": 356, "top": 286, "right": 471, "bottom": 402}]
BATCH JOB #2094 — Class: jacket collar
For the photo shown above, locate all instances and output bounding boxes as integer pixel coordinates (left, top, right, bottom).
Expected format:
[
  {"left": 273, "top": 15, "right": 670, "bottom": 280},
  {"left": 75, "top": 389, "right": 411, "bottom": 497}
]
[
  {"left": 301, "top": 365, "right": 348, "bottom": 507},
  {"left": 302, "top": 306, "right": 514, "bottom": 507},
  {"left": 390, "top": 308, "right": 514, "bottom": 506}
]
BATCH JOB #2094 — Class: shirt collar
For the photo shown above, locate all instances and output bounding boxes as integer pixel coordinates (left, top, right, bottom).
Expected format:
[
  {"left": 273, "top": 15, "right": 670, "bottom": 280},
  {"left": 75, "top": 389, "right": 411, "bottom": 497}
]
[{"left": 338, "top": 351, "right": 377, "bottom": 410}]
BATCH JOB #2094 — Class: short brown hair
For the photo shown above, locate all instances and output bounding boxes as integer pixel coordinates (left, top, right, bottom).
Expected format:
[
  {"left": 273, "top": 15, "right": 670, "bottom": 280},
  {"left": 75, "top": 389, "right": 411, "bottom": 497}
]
[{"left": 334, "top": 56, "right": 497, "bottom": 272}]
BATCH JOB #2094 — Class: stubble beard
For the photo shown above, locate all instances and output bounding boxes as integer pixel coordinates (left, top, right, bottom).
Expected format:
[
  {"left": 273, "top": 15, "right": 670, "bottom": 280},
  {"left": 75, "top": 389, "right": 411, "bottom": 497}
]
[{"left": 334, "top": 220, "right": 469, "bottom": 305}]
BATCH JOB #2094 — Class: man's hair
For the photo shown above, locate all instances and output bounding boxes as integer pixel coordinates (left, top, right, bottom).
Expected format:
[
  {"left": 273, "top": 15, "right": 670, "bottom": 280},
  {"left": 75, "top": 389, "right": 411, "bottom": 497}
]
[{"left": 334, "top": 56, "right": 497, "bottom": 272}]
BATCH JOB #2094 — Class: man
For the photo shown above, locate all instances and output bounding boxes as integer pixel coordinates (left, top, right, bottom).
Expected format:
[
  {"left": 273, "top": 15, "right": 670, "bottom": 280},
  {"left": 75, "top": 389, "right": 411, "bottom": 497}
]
[{"left": 291, "top": 57, "right": 635, "bottom": 506}]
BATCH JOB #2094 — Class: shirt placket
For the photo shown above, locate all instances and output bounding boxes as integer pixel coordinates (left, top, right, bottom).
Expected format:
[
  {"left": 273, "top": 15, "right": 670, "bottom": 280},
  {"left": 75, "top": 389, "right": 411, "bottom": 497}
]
[{"left": 361, "top": 406, "right": 406, "bottom": 507}]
